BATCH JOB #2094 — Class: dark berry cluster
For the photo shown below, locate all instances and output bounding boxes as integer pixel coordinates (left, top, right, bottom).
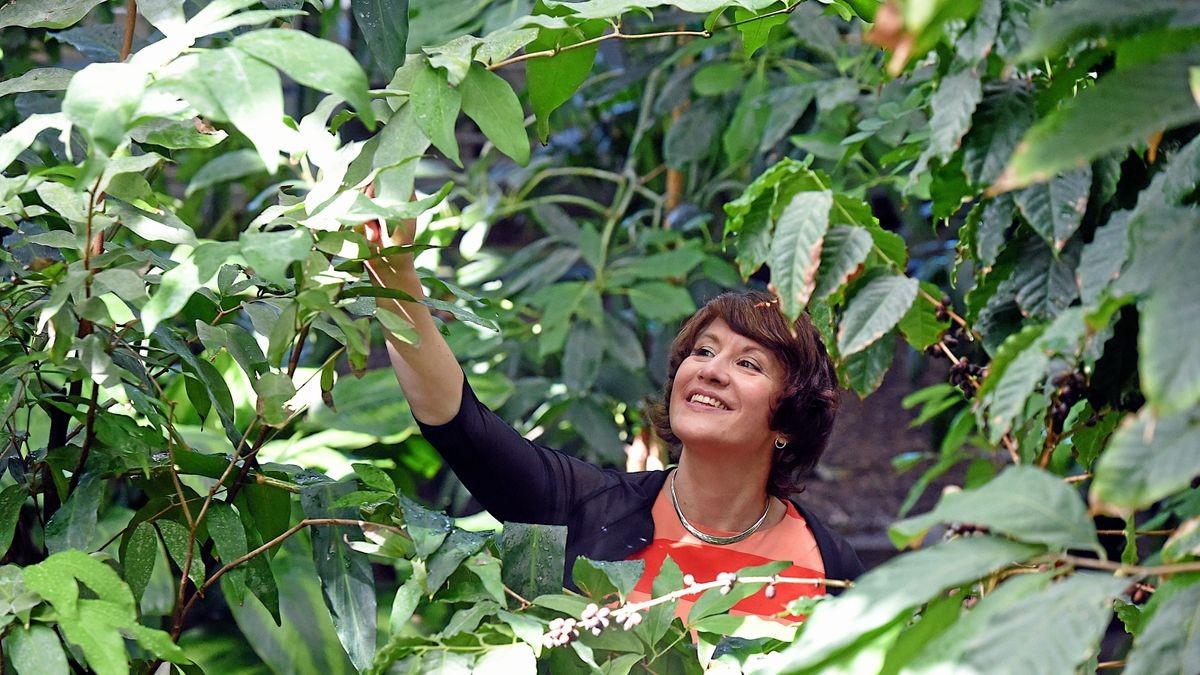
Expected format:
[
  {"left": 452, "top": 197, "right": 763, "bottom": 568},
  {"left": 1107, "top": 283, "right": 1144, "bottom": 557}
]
[
  {"left": 935, "top": 295, "right": 952, "bottom": 323},
  {"left": 1049, "top": 371, "right": 1087, "bottom": 433}
]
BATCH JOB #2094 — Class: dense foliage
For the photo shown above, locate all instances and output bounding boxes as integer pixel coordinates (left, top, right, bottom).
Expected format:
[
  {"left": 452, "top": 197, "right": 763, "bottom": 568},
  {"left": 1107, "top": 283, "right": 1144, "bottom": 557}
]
[{"left": 1, "top": 0, "right": 1199, "bottom": 672}]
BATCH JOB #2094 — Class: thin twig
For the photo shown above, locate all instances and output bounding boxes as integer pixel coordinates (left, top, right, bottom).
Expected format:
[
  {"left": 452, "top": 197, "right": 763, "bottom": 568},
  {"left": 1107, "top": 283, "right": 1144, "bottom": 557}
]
[
  {"left": 1063, "top": 473, "right": 1091, "bottom": 484},
  {"left": 172, "top": 518, "right": 408, "bottom": 637},
  {"left": 66, "top": 383, "right": 99, "bottom": 492},
  {"left": 120, "top": 0, "right": 138, "bottom": 61},
  {"left": 1058, "top": 554, "right": 1200, "bottom": 577}
]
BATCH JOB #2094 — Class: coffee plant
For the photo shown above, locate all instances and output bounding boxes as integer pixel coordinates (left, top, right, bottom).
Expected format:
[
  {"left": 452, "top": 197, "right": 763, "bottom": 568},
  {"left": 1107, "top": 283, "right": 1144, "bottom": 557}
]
[{"left": 0, "top": 0, "right": 1198, "bottom": 672}]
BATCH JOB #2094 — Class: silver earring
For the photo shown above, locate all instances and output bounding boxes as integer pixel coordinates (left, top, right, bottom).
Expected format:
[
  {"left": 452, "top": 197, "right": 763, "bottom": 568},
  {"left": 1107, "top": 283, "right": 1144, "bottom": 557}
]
[{"left": 774, "top": 438, "right": 787, "bottom": 449}]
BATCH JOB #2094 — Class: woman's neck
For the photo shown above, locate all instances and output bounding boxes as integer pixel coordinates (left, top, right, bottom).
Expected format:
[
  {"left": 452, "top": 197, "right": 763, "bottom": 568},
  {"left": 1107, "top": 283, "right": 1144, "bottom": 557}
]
[{"left": 672, "top": 453, "right": 779, "bottom": 533}]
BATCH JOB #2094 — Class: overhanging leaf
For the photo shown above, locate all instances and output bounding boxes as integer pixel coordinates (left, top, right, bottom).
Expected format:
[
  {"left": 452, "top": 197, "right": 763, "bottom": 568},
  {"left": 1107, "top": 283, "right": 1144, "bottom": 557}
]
[
  {"left": 459, "top": 64, "right": 530, "bottom": 165},
  {"left": 769, "top": 190, "right": 833, "bottom": 321},
  {"left": 1013, "top": 167, "right": 1091, "bottom": 251},
  {"left": 1123, "top": 579, "right": 1200, "bottom": 675},
  {"left": 500, "top": 522, "right": 567, "bottom": 599},
  {"left": 44, "top": 474, "right": 103, "bottom": 554},
  {"left": 1091, "top": 406, "right": 1200, "bottom": 513},
  {"left": 890, "top": 466, "right": 1101, "bottom": 552},
  {"left": 837, "top": 274, "right": 919, "bottom": 356},
  {"left": 813, "top": 224, "right": 872, "bottom": 300},
  {"left": 411, "top": 60, "right": 462, "bottom": 167},
  {"left": 352, "top": 0, "right": 409, "bottom": 76}
]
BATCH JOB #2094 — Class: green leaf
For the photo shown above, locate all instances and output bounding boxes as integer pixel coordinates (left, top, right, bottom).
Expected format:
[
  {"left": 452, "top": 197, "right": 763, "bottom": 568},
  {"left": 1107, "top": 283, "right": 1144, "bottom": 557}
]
[
  {"left": 563, "top": 320, "right": 604, "bottom": 392},
  {"left": 186, "top": 149, "right": 266, "bottom": 197},
  {"left": 241, "top": 228, "right": 313, "bottom": 286},
  {"left": 1123, "top": 580, "right": 1200, "bottom": 675},
  {"left": 837, "top": 274, "right": 919, "bottom": 356},
  {"left": 475, "top": 643, "right": 537, "bottom": 674},
  {"left": 0, "top": 485, "right": 26, "bottom": 559},
  {"left": 142, "top": 241, "right": 241, "bottom": 335},
  {"left": 207, "top": 503, "right": 249, "bottom": 606},
  {"left": 398, "top": 494, "right": 451, "bottom": 557},
  {"left": 963, "top": 82, "right": 1036, "bottom": 188},
  {"left": 121, "top": 521, "right": 158, "bottom": 605},
  {"left": 998, "top": 47, "right": 1200, "bottom": 189},
  {"left": 890, "top": 466, "right": 1101, "bottom": 552},
  {"left": 1013, "top": 167, "right": 1091, "bottom": 251},
  {"left": 813, "top": 224, "right": 873, "bottom": 300},
  {"left": 426, "top": 528, "right": 489, "bottom": 593},
  {"left": 1092, "top": 406, "right": 1200, "bottom": 513},
  {"left": 63, "top": 62, "right": 148, "bottom": 155},
  {"left": 351, "top": 463, "right": 395, "bottom": 493},
  {"left": 1020, "top": 0, "right": 1199, "bottom": 60},
  {"left": 914, "top": 68, "right": 983, "bottom": 178},
  {"left": 500, "top": 522, "right": 567, "bottom": 599},
  {"left": 1163, "top": 517, "right": 1200, "bottom": 563},
  {"left": 770, "top": 537, "right": 1043, "bottom": 670},
  {"left": 24, "top": 549, "right": 136, "bottom": 616},
  {"left": 526, "top": 12, "right": 606, "bottom": 143},
  {"left": 411, "top": 60, "right": 462, "bottom": 167},
  {"left": 196, "top": 48, "right": 288, "bottom": 172},
  {"left": 352, "top": 0, "right": 409, "bottom": 76},
  {"left": 389, "top": 568, "right": 423, "bottom": 636},
  {"left": 0, "top": 113, "right": 66, "bottom": 173},
  {"left": 0, "top": 67, "right": 74, "bottom": 98},
  {"left": 1079, "top": 211, "right": 1130, "bottom": 306},
  {"left": 664, "top": 101, "right": 721, "bottom": 168},
  {"left": 0, "top": 0, "right": 104, "bottom": 29},
  {"left": 571, "top": 557, "right": 645, "bottom": 602},
  {"left": 196, "top": 321, "right": 270, "bottom": 380},
  {"left": 459, "top": 63, "right": 530, "bottom": 165},
  {"left": 44, "top": 474, "right": 103, "bottom": 554},
  {"left": 985, "top": 339, "right": 1049, "bottom": 443},
  {"left": 464, "top": 552, "right": 506, "bottom": 605},
  {"left": 232, "top": 493, "right": 281, "bottom": 623},
  {"left": 300, "top": 483, "right": 377, "bottom": 671},
  {"left": 108, "top": 199, "right": 198, "bottom": 246},
  {"left": 59, "top": 602, "right": 128, "bottom": 675},
  {"left": 628, "top": 282, "right": 696, "bottom": 322},
  {"left": 157, "top": 518, "right": 205, "bottom": 589},
  {"left": 254, "top": 371, "right": 297, "bottom": 427},
  {"left": 769, "top": 190, "right": 833, "bottom": 321},
  {"left": 722, "top": 65, "right": 770, "bottom": 166},
  {"left": 898, "top": 282, "right": 950, "bottom": 351},
  {"left": 733, "top": 7, "right": 789, "bottom": 58},
  {"left": 7, "top": 624, "right": 69, "bottom": 675},
  {"left": 692, "top": 62, "right": 743, "bottom": 97},
  {"left": 233, "top": 28, "right": 374, "bottom": 129},
  {"left": 842, "top": 331, "right": 894, "bottom": 397}
]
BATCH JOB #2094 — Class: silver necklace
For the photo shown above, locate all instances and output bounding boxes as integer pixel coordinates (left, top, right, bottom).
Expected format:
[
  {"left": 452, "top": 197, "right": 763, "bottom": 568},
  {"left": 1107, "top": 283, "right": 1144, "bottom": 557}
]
[{"left": 670, "top": 472, "right": 771, "bottom": 545}]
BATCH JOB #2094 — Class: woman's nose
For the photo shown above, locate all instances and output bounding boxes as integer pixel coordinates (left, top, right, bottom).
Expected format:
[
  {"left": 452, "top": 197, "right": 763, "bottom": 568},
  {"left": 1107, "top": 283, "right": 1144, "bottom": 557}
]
[{"left": 697, "top": 357, "right": 729, "bottom": 384}]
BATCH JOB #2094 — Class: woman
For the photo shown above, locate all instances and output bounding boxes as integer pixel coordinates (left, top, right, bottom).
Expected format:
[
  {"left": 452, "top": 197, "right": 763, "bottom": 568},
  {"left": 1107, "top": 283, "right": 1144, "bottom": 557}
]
[{"left": 364, "top": 217, "right": 863, "bottom": 619}]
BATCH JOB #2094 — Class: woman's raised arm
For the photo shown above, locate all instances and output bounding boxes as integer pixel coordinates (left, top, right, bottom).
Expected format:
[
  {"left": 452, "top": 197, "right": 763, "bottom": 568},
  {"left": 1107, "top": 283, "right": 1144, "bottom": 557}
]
[{"left": 362, "top": 215, "right": 464, "bottom": 425}]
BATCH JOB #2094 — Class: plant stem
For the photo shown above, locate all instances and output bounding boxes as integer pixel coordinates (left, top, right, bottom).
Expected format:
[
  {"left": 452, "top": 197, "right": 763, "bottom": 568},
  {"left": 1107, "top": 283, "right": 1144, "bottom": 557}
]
[
  {"left": 120, "top": 0, "right": 138, "bottom": 61},
  {"left": 66, "top": 383, "right": 99, "bottom": 492},
  {"left": 172, "top": 518, "right": 409, "bottom": 638}
]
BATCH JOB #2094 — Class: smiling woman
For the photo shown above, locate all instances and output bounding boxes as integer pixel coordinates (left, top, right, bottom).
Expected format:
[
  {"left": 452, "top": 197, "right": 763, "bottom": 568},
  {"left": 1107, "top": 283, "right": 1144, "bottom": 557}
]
[{"left": 365, "top": 218, "right": 863, "bottom": 620}]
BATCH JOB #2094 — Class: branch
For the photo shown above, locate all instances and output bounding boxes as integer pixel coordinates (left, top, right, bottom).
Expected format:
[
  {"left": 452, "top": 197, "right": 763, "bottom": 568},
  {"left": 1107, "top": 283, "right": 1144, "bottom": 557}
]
[
  {"left": 120, "top": 0, "right": 138, "bottom": 61},
  {"left": 172, "top": 518, "right": 408, "bottom": 638},
  {"left": 487, "top": 1, "right": 805, "bottom": 72},
  {"left": 1057, "top": 554, "right": 1200, "bottom": 578}
]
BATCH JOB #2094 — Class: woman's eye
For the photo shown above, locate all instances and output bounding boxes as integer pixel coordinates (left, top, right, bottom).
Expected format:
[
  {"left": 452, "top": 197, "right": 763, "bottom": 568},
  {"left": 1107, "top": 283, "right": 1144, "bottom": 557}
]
[
  {"left": 739, "top": 360, "right": 762, "bottom": 372},
  {"left": 692, "top": 346, "right": 714, "bottom": 357}
]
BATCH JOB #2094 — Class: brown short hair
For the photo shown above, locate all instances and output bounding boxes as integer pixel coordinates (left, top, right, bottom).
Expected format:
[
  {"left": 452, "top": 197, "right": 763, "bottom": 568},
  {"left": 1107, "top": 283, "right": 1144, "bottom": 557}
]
[{"left": 648, "top": 290, "right": 839, "bottom": 498}]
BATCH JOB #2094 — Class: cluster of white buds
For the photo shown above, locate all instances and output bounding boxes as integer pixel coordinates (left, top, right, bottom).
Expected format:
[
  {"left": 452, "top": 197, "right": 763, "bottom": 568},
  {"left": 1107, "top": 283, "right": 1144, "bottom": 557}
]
[
  {"left": 542, "top": 617, "right": 580, "bottom": 647},
  {"left": 612, "top": 605, "right": 644, "bottom": 631},
  {"left": 579, "top": 603, "right": 611, "bottom": 635},
  {"left": 716, "top": 572, "right": 738, "bottom": 594}
]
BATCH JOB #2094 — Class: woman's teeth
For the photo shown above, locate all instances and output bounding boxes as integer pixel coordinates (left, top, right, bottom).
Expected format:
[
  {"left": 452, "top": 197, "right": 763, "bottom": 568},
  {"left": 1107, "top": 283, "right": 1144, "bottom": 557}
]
[{"left": 689, "top": 394, "right": 727, "bottom": 409}]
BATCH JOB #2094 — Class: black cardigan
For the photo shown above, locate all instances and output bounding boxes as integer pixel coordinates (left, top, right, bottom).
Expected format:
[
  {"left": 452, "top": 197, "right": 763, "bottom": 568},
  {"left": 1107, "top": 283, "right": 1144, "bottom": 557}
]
[{"left": 417, "top": 377, "right": 864, "bottom": 593}]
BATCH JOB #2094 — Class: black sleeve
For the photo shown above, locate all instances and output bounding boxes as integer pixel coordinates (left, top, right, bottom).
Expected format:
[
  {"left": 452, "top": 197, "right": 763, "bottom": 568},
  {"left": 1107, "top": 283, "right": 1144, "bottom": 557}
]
[{"left": 415, "top": 375, "right": 617, "bottom": 525}]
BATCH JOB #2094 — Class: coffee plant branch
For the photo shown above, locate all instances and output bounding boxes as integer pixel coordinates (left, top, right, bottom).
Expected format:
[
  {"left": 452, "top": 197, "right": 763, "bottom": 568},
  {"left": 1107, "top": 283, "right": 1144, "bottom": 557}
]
[{"left": 487, "top": 1, "right": 805, "bottom": 71}]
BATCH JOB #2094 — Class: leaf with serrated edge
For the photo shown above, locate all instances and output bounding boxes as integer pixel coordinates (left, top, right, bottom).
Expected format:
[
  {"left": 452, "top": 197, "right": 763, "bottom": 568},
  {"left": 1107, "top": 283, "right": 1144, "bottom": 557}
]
[
  {"left": 769, "top": 190, "right": 832, "bottom": 320},
  {"left": 1092, "top": 407, "right": 1200, "bottom": 514},
  {"left": 837, "top": 275, "right": 919, "bottom": 356}
]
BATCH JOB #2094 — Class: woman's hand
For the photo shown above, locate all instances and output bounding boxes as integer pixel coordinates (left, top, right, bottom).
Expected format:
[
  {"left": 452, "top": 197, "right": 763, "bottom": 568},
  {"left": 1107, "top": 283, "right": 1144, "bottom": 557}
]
[{"left": 358, "top": 184, "right": 464, "bottom": 425}]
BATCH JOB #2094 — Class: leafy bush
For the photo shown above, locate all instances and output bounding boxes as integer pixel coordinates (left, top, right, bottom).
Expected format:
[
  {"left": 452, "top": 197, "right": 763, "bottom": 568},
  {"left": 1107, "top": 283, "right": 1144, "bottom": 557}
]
[{"left": 0, "top": 0, "right": 1198, "bottom": 673}]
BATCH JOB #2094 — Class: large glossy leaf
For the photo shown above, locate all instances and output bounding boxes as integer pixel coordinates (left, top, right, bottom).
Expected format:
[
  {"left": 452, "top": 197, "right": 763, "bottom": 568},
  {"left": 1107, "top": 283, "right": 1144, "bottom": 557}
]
[
  {"left": 890, "top": 466, "right": 1100, "bottom": 552},
  {"left": 526, "top": 12, "right": 606, "bottom": 142},
  {"left": 769, "top": 537, "right": 1042, "bottom": 670},
  {"left": 0, "top": 0, "right": 104, "bottom": 29},
  {"left": 207, "top": 502, "right": 249, "bottom": 605},
  {"left": 372, "top": 104, "right": 431, "bottom": 206},
  {"left": 411, "top": 61, "right": 462, "bottom": 167},
  {"left": 813, "top": 224, "right": 872, "bottom": 300},
  {"left": 300, "top": 483, "right": 377, "bottom": 671},
  {"left": 1123, "top": 580, "right": 1200, "bottom": 675},
  {"left": 837, "top": 274, "right": 919, "bottom": 356},
  {"left": 1020, "top": 0, "right": 1200, "bottom": 60},
  {"left": 156, "top": 518, "right": 205, "bottom": 589},
  {"left": 963, "top": 83, "right": 1036, "bottom": 188},
  {"left": 63, "top": 62, "right": 148, "bottom": 155},
  {"left": 0, "top": 67, "right": 74, "bottom": 98},
  {"left": 500, "top": 522, "right": 567, "bottom": 599},
  {"left": 195, "top": 48, "right": 288, "bottom": 172},
  {"left": 44, "top": 474, "right": 103, "bottom": 554},
  {"left": 425, "top": 528, "right": 489, "bottom": 593},
  {"left": 7, "top": 623, "right": 69, "bottom": 675},
  {"left": 842, "top": 331, "right": 894, "bottom": 397},
  {"left": 912, "top": 68, "right": 982, "bottom": 179},
  {"left": 998, "top": 47, "right": 1200, "bottom": 189},
  {"left": 459, "top": 64, "right": 530, "bottom": 165},
  {"left": 121, "top": 521, "right": 158, "bottom": 605},
  {"left": 769, "top": 190, "right": 832, "bottom": 320},
  {"left": 351, "top": 0, "right": 409, "bottom": 76},
  {"left": 1014, "top": 167, "right": 1091, "bottom": 251},
  {"left": 1091, "top": 406, "right": 1200, "bottom": 512},
  {"left": 233, "top": 29, "right": 374, "bottom": 129},
  {"left": 0, "top": 485, "right": 25, "bottom": 559}
]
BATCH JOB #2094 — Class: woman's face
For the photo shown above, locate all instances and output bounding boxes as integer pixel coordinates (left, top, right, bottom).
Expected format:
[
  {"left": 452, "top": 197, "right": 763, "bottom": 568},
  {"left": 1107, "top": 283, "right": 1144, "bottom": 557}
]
[{"left": 668, "top": 318, "right": 785, "bottom": 458}]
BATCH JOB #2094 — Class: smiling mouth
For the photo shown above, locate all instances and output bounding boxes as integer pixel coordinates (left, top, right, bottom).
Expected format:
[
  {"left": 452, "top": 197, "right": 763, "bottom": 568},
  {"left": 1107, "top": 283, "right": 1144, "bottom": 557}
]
[{"left": 689, "top": 394, "right": 728, "bottom": 410}]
